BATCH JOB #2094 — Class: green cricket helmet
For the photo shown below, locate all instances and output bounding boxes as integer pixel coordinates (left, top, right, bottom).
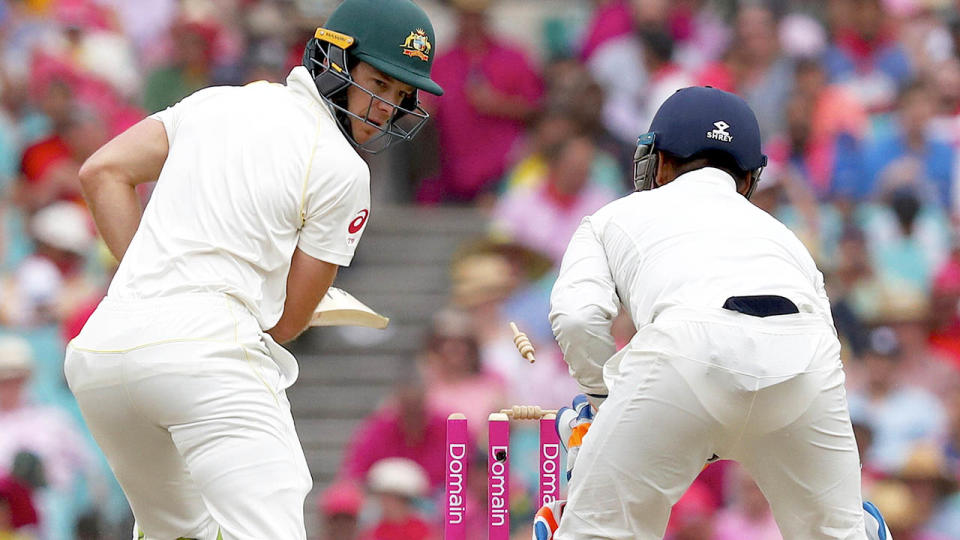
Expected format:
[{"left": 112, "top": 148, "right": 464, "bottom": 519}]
[{"left": 303, "top": 0, "right": 444, "bottom": 153}]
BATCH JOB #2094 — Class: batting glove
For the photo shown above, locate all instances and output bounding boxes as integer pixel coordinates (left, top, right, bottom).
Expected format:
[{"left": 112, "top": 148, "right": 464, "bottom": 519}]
[
  {"left": 556, "top": 394, "right": 595, "bottom": 482},
  {"left": 532, "top": 499, "right": 566, "bottom": 540}
]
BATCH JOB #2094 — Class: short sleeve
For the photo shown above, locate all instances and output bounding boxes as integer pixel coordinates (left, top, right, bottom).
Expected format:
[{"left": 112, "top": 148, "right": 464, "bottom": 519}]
[
  {"left": 148, "top": 105, "right": 178, "bottom": 142},
  {"left": 297, "top": 161, "right": 371, "bottom": 266},
  {"left": 148, "top": 87, "right": 228, "bottom": 145}
]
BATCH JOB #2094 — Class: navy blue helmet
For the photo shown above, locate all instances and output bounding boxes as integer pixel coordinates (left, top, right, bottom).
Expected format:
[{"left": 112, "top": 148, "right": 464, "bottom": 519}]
[{"left": 634, "top": 86, "right": 768, "bottom": 197}]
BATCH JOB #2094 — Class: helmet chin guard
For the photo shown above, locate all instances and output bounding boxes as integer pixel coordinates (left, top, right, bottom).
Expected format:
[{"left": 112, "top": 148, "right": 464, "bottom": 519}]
[{"left": 303, "top": 29, "right": 430, "bottom": 154}]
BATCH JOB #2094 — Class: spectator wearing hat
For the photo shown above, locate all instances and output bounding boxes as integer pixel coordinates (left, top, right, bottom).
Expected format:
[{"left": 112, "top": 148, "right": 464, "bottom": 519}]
[
  {"left": 0, "top": 335, "right": 98, "bottom": 540},
  {"left": 856, "top": 273, "right": 960, "bottom": 400},
  {"left": 0, "top": 201, "right": 97, "bottom": 329},
  {"left": 449, "top": 251, "right": 577, "bottom": 409},
  {"left": 847, "top": 326, "right": 948, "bottom": 472},
  {"left": 865, "top": 480, "right": 926, "bottom": 540},
  {"left": 895, "top": 443, "right": 959, "bottom": 539},
  {"left": 317, "top": 480, "right": 364, "bottom": 540},
  {"left": 359, "top": 458, "right": 436, "bottom": 540},
  {"left": 416, "top": 0, "right": 542, "bottom": 204}
]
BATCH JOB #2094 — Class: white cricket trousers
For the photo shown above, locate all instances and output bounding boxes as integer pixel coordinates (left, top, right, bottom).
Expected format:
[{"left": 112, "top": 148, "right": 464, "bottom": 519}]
[
  {"left": 64, "top": 294, "right": 311, "bottom": 540},
  {"left": 556, "top": 307, "right": 866, "bottom": 540}
]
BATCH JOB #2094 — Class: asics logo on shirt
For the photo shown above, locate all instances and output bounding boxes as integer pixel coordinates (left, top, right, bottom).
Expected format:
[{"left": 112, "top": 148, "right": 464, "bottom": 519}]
[{"left": 348, "top": 209, "right": 369, "bottom": 234}]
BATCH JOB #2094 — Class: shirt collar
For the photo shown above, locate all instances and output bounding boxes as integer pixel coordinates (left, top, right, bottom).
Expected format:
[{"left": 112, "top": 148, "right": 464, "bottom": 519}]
[{"left": 673, "top": 167, "right": 738, "bottom": 192}]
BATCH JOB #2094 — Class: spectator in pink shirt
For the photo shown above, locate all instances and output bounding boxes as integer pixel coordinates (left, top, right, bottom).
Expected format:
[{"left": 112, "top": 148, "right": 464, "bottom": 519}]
[
  {"left": 418, "top": 308, "right": 506, "bottom": 442},
  {"left": 579, "top": 0, "right": 635, "bottom": 62},
  {"left": 417, "top": 0, "right": 542, "bottom": 205},
  {"left": 713, "top": 465, "right": 781, "bottom": 540},
  {"left": 341, "top": 381, "right": 448, "bottom": 490},
  {"left": 491, "top": 135, "right": 619, "bottom": 264}
]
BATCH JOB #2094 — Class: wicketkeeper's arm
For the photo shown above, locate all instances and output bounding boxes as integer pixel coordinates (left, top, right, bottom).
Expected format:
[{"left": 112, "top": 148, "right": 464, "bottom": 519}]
[{"left": 549, "top": 217, "right": 619, "bottom": 399}]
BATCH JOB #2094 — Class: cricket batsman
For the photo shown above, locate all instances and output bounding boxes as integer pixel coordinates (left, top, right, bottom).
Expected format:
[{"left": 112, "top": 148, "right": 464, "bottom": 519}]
[
  {"left": 62, "top": 1, "right": 442, "bottom": 538},
  {"left": 537, "top": 87, "right": 893, "bottom": 539}
]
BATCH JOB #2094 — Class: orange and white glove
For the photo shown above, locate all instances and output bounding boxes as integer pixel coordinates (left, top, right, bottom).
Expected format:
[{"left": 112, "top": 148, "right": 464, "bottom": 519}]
[
  {"left": 533, "top": 499, "right": 565, "bottom": 540},
  {"left": 556, "top": 394, "right": 596, "bottom": 482},
  {"left": 531, "top": 395, "right": 596, "bottom": 540}
]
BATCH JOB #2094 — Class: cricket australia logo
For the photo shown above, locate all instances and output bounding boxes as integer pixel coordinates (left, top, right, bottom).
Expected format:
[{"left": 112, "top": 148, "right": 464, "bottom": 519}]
[
  {"left": 401, "top": 29, "right": 431, "bottom": 61},
  {"left": 706, "top": 121, "right": 733, "bottom": 142}
]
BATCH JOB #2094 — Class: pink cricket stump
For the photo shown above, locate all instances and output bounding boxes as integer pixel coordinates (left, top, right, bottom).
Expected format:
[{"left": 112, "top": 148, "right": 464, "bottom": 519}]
[
  {"left": 488, "top": 412, "right": 510, "bottom": 540},
  {"left": 538, "top": 414, "right": 561, "bottom": 507},
  {"left": 444, "top": 413, "right": 468, "bottom": 540}
]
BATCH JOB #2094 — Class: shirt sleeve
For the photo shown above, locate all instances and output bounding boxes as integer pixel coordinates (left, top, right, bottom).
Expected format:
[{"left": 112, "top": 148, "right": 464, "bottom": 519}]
[
  {"left": 148, "top": 105, "right": 177, "bottom": 141},
  {"left": 297, "top": 160, "right": 371, "bottom": 266},
  {"left": 148, "top": 87, "right": 227, "bottom": 145},
  {"left": 549, "top": 216, "right": 620, "bottom": 397}
]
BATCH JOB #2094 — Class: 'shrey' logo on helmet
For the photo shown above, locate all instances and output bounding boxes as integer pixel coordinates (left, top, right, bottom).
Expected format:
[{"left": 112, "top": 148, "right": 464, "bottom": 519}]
[
  {"left": 706, "top": 121, "right": 733, "bottom": 142},
  {"left": 401, "top": 29, "right": 432, "bottom": 61}
]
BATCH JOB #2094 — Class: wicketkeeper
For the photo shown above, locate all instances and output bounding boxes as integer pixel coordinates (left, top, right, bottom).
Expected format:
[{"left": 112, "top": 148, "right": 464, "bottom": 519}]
[{"left": 538, "top": 87, "right": 893, "bottom": 540}]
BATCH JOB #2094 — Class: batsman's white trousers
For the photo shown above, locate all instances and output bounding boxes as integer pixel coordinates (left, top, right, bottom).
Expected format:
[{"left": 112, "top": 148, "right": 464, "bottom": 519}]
[
  {"left": 64, "top": 294, "right": 311, "bottom": 540},
  {"left": 556, "top": 307, "right": 865, "bottom": 540}
]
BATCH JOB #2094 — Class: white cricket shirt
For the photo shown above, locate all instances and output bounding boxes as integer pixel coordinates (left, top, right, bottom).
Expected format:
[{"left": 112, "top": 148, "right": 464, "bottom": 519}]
[
  {"left": 109, "top": 67, "right": 371, "bottom": 329},
  {"left": 550, "top": 167, "right": 834, "bottom": 396}
]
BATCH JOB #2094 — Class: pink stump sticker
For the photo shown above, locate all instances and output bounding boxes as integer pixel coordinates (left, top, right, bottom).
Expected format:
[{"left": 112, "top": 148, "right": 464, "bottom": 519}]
[
  {"left": 445, "top": 413, "right": 468, "bottom": 540},
  {"left": 539, "top": 414, "right": 561, "bottom": 507},
  {"left": 488, "top": 412, "right": 510, "bottom": 540}
]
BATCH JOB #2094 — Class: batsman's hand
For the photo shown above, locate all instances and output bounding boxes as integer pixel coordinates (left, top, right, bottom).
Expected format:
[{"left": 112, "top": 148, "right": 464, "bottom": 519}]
[{"left": 556, "top": 394, "right": 595, "bottom": 482}]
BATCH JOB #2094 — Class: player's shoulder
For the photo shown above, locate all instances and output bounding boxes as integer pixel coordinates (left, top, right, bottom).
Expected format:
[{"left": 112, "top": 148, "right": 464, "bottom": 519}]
[
  {"left": 310, "top": 132, "right": 370, "bottom": 191},
  {"left": 178, "top": 84, "right": 243, "bottom": 106},
  {"left": 583, "top": 191, "right": 642, "bottom": 229},
  {"left": 594, "top": 190, "right": 649, "bottom": 217}
]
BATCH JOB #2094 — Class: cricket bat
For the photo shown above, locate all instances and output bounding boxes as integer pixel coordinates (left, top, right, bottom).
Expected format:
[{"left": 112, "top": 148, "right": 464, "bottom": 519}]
[{"left": 309, "top": 287, "right": 390, "bottom": 329}]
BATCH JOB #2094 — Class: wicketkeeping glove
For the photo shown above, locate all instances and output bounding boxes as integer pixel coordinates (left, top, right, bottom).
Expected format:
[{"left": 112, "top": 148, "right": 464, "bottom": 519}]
[
  {"left": 556, "top": 394, "right": 596, "bottom": 482},
  {"left": 532, "top": 499, "right": 566, "bottom": 540},
  {"left": 531, "top": 394, "right": 595, "bottom": 540}
]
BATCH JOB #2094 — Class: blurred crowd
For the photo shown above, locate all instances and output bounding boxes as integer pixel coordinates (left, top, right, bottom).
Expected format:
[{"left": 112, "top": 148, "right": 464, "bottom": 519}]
[{"left": 1, "top": 0, "right": 960, "bottom": 538}]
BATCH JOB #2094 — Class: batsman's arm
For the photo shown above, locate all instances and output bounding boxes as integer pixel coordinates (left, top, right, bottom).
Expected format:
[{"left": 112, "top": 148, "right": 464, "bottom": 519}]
[
  {"left": 79, "top": 118, "right": 169, "bottom": 261},
  {"left": 267, "top": 248, "right": 338, "bottom": 344},
  {"left": 549, "top": 217, "right": 619, "bottom": 398}
]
